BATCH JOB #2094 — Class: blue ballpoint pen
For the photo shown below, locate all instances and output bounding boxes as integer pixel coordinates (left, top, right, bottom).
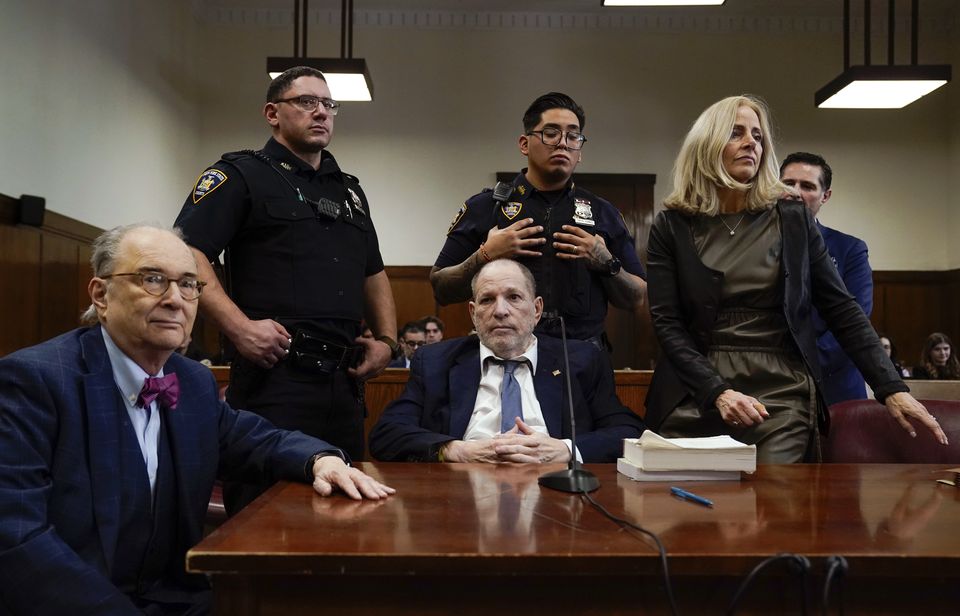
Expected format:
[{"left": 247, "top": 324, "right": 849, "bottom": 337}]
[{"left": 670, "top": 486, "right": 714, "bottom": 508}]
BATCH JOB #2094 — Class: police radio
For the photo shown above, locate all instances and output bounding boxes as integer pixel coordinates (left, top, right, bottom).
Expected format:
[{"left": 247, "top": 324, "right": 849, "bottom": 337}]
[{"left": 491, "top": 181, "right": 513, "bottom": 204}]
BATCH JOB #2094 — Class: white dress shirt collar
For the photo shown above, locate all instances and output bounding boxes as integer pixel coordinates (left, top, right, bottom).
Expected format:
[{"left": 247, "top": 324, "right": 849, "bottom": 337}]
[{"left": 478, "top": 336, "right": 538, "bottom": 374}]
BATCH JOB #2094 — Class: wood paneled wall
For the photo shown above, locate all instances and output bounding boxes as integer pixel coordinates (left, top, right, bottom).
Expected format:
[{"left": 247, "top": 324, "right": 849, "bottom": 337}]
[
  {"left": 871, "top": 270, "right": 960, "bottom": 370},
  {"left": 0, "top": 193, "right": 100, "bottom": 357}
]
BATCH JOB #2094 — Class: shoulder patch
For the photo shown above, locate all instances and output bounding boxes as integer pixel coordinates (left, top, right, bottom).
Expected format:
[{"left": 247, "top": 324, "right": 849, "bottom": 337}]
[
  {"left": 501, "top": 201, "right": 522, "bottom": 220},
  {"left": 447, "top": 202, "right": 468, "bottom": 234},
  {"left": 192, "top": 169, "right": 228, "bottom": 204}
]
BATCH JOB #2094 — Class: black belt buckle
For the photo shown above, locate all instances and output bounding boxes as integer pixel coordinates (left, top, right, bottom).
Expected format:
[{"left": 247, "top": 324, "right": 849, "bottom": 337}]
[{"left": 289, "top": 330, "right": 357, "bottom": 376}]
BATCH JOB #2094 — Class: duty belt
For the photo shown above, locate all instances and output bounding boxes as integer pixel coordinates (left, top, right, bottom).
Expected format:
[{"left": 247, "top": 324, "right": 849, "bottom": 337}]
[{"left": 289, "top": 329, "right": 363, "bottom": 376}]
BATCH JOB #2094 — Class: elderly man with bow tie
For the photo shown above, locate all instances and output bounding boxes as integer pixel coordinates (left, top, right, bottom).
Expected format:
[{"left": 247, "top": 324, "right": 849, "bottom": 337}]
[{"left": 0, "top": 223, "right": 393, "bottom": 615}]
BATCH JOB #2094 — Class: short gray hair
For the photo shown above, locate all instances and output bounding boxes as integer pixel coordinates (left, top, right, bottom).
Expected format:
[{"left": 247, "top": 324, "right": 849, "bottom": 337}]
[
  {"left": 80, "top": 223, "right": 186, "bottom": 324},
  {"left": 470, "top": 259, "right": 537, "bottom": 300}
]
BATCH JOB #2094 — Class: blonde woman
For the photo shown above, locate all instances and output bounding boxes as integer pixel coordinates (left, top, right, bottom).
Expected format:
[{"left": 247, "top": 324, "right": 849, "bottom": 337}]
[{"left": 644, "top": 95, "right": 946, "bottom": 462}]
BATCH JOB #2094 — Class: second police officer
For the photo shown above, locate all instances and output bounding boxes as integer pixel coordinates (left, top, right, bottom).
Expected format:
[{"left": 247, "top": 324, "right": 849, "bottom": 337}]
[{"left": 431, "top": 92, "right": 647, "bottom": 347}]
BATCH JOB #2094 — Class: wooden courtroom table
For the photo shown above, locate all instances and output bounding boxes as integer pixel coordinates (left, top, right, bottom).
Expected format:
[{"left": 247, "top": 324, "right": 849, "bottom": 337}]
[{"left": 188, "top": 463, "right": 960, "bottom": 615}]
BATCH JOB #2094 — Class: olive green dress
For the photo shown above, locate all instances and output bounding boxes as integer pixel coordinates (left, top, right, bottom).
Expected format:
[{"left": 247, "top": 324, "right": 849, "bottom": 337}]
[{"left": 657, "top": 208, "right": 818, "bottom": 463}]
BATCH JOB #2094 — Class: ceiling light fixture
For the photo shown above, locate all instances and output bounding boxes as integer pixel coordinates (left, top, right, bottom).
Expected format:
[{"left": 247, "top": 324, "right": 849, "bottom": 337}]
[
  {"left": 267, "top": 0, "right": 373, "bottom": 102},
  {"left": 816, "top": 0, "right": 950, "bottom": 109},
  {"left": 601, "top": 1, "right": 725, "bottom": 5}
]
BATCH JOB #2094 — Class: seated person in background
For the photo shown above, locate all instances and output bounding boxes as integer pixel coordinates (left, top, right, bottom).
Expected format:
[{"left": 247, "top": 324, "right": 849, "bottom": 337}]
[
  {"left": 913, "top": 332, "right": 960, "bottom": 380},
  {"left": 369, "top": 259, "right": 645, "bottom": 463},
  {"left": 389, "top": 321, "right": 426, "bottom": 368},
  {"left": 421, "top": 315, "right": 445, "bottom": 344},
  {"left": 878, "top": 332, "right": 910, "bottom": 378},
  {"left": 0, "top": 224, "right": 393, "bottom": 615}
]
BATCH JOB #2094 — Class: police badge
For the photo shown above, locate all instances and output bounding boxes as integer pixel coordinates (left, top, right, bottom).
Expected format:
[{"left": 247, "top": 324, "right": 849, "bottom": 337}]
[
  {"left": 192, "top": 169, "right": 228, "bottom": 204},
  {"left": 573, "top": 198, "right": 595, "bottom": 226},
  {"left": 501, "top": 201, "right": 523, "bottom": 220},
  {"left": 347, "top": 187, "right": 366, "bottom": 216}
]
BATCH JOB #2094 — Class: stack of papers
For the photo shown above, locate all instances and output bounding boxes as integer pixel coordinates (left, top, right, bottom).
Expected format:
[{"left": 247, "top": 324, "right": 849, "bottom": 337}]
[{"left": 617, "top": 430, "right": 757, "bottom": 482}]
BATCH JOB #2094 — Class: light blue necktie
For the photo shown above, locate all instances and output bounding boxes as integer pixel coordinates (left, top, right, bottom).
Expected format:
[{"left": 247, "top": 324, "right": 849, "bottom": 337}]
[{"left": 499, "top": 360, "right": 524, "bottom": 433}]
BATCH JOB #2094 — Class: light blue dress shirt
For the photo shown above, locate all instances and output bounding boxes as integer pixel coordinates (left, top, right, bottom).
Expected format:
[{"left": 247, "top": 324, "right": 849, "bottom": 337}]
[{"left": 101, "top": 328, "right": 161, "bottom": 496}]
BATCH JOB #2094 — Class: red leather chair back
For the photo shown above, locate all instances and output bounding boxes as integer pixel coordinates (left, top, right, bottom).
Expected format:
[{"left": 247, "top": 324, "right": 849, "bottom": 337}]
[{"left": 823, "top": 399, "right": 960, "bottom": 463}]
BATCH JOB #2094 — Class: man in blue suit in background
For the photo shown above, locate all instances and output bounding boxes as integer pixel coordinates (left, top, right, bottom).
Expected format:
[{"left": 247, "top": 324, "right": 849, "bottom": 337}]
[
  {"left": 0, "top": 224, "right": 393, "bottom": 615},
  {"left": 369, "top": 259, "right": 644, "bottom": 463},
  {"left": 781, "top": 152, "right": 873, "bottom": 405}
]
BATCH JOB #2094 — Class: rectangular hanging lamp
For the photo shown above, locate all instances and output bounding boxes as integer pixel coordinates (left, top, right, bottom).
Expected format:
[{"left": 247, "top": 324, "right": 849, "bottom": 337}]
[
  {"left": 267, "top": 57, "right": 373, "bottom": 101},
  {"left": 816, "top": 0, "right": 951, "bottom": 109},
  {"left": 267, "top": 0, "right": 373, "bottom": 102},
  {"left": 602, "top": 1, "right": 725, "bottom": 5},
  {"left": 815, "top": 64, "right": 950, "bottom": 109}
]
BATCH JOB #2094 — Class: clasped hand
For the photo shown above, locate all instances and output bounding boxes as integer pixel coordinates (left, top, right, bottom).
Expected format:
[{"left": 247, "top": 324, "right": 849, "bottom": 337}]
[{"left": 443, "top": 418, "right": 571, "bottom": 464}]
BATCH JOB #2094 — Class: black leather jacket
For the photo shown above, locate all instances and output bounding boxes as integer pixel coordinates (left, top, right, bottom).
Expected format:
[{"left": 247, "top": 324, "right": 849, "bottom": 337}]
[{"left": 644, "top": 200, "right": 907, "bottom": 434}]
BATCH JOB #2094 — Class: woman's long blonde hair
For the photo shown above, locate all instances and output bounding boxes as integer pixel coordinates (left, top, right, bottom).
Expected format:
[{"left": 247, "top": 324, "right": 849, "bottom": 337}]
[{"left": 664, "top": 95, "right": 785, "bottom": 216}]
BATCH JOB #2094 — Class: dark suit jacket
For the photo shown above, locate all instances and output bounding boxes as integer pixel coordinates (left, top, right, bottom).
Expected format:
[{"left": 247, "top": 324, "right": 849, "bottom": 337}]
[
  {"left": 0, "top": 326, "right": 337, "bottom": 615},
  {"left": 813, "top": 223, "right": 872, "bottom": 405},
  {"left": 388, "top": 356, "right": 411, "bottom": 369},
  {"left": 368, "top": 334, "right": 645, "bottom": 463},
  {"left": 644, "top": 200, "right": 906, "bottom": 433}
]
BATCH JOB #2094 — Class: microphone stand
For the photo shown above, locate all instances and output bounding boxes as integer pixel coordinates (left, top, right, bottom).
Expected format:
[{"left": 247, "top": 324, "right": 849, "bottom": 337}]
[{"left": 538, "top": 315, "right": 600, "bottom": 494}]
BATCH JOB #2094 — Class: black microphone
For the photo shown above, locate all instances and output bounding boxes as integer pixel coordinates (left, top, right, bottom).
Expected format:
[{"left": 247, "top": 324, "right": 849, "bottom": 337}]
[{"left": 538, "top": 315, "right": 600, "bottom": 493}]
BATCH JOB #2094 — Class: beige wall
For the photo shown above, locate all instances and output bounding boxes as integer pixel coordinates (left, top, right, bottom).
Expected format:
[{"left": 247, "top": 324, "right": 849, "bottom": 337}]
[
  {"left": 1, "top": 3, "right": 957, "bottom": 270},
  {"left": 0, "top": 0, "right": 199, "bottom": 230}
]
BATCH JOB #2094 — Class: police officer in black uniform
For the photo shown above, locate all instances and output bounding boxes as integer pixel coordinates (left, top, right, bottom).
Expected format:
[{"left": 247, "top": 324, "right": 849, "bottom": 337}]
[
  {"left": 174, "top": 66, "right": 397, "bottom": 513},
  {"left": 431, "top": 92, "right": 647, "bottom": 345}
]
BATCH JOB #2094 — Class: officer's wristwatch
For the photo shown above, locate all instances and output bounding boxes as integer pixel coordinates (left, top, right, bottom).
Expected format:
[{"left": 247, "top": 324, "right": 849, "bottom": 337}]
[{"left": 601, "top": 256, "right": 622, "bottom": 277}]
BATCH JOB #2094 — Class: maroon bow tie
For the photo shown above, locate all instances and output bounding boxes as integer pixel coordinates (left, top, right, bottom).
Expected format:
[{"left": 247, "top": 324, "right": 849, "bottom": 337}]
[{"left": 137, "top": 373, "right": 180, "bottom": 410}]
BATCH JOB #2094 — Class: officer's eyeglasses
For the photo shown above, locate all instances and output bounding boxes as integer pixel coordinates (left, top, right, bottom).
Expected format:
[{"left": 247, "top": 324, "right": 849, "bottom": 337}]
[
  {"left": 274, "top": 95, "right": 341, "bottom": 116},
  {"left": 102, "top": 272, "right": 206, "bottom": 301},
  {"left": 526, "top": 127, "right": 587, "bottom": 150}
]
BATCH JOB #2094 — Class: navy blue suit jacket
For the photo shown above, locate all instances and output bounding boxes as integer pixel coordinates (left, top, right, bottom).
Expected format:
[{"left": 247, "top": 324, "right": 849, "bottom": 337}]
[
  {"left": 368, "top": 334, "right": 645, "bottom": 463},
  {"left": 813, "top": 223, "right": 873, "bottom": 405},
  {"left": 388, "top": 356, "right": 411, "bottom": 369},
  {"left": 0, "top": 326, "right": 337, "bottom": 615}
]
